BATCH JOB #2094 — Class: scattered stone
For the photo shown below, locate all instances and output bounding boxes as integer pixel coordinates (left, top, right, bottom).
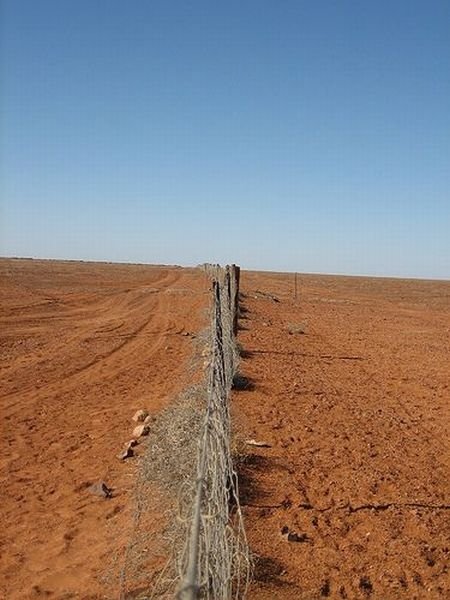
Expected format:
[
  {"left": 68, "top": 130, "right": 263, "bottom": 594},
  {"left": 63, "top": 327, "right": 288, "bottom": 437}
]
[
  {"left": 118, "top": 442, "right": 134, "bottom": 460},
  {"left": 281, "top": 525, "right": 309, "bottom": 543},
  {"left": 132, "top": 424, "right": 150, "bottom": 439},
  {"left": 245, "top": 439, "right": 271, "bottom": 448},
  {"left": 88, "top": 481, "right": 112, "bottom": 498},
  {"left": 132, "top": 409, "right": 148, "bottom": 423},
  {"left": 287, "top": 322, "right": 307, "bottom": 335},
  {"left": 143, "top": 415, "right": 153, "bottom": 426}
]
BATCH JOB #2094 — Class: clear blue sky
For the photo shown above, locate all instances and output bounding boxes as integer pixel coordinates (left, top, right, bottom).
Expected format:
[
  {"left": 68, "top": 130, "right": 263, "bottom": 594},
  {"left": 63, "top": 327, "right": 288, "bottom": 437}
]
[{"left": 1, "top": 1, "right": 449, "bottom": 278}]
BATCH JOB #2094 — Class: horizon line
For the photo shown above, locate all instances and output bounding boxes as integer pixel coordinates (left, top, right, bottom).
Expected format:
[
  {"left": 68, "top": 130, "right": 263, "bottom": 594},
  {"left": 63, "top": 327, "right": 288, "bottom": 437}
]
[{"left": 1, "top": 254, "right": 449, "bottom": 283}]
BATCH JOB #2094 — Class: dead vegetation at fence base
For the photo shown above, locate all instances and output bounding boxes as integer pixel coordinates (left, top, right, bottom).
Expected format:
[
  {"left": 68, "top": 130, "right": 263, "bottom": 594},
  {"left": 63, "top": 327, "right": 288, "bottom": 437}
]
[
  {"left": 141, "top": 383, "right": 206, "bottom": 495},
  {"left": 122, "top": 266, "right": 249, "bottom": 599},
  {"left": 118, "top": 384, "right": 207, "bottom": 599}
]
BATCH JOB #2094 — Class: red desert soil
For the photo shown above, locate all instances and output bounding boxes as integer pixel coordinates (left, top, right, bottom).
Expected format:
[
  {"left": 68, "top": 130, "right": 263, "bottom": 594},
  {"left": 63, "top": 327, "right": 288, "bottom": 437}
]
[
  {"left": 2, "top": 261, "right": 449, "bottom": 600},
  {"left": 233, "top": 271, "right": 450, "bottom": 599},
  {"left": 0, "top": 258, "right": 208, "bottom": 599}
]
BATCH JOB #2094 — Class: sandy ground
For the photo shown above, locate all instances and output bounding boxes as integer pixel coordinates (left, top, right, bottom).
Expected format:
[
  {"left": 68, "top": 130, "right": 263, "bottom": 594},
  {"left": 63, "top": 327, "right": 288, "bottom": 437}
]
[
  {"left": 2, "top": 260, "right": 449, "bottom": 600},
  {"left": 233, "top": 271, "right": 450, "bottom": 599},
  {"left": 0, "top": 259, "right": 208, "bottom": 599}
]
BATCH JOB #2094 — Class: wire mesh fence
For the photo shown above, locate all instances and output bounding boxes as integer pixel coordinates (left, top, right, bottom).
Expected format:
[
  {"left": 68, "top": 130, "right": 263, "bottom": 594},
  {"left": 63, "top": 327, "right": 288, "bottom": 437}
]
[{"left": 176, "top": 264, "right": 249, "bottom": 600}]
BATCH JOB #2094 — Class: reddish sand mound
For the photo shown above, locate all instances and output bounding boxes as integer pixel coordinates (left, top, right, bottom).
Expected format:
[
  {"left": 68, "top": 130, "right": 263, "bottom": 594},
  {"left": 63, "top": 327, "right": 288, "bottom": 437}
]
[
  {"left": 0, "top": 259, "right": 207, "bottom": 599},
  {"left": 233, "top": 272, "right": 450, "bottom": 600}
]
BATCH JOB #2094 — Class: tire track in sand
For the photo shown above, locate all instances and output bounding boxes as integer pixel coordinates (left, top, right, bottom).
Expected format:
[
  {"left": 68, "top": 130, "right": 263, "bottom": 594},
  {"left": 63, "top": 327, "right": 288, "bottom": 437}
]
[{"left": 0, "top": 261, "right": 208, "bottom": 600}]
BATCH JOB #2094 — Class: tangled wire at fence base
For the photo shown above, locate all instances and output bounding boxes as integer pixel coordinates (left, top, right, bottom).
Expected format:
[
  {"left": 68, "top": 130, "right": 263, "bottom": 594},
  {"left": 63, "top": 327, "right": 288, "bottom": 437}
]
[{"left": 177, "top": 265, "right": 250, "bottom": 600}]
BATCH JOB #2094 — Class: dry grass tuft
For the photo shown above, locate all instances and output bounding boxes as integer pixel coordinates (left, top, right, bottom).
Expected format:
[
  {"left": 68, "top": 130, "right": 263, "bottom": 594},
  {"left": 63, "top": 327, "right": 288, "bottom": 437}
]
[
  {"left": 141, "top": 384, "right": 206, "bottom": 495},
  {"left": 116, "top": 383, "right": 207, "bottom": 599}
]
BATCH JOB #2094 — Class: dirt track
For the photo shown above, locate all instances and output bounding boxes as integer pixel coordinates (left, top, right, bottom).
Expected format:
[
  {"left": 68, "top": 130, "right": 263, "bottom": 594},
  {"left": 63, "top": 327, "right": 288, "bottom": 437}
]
[
  {"left": 234, "top": 272, "right": 450, "bottom": 599},
  {"left": 0, "top": 259, "right": 207, "bottom": 599}
]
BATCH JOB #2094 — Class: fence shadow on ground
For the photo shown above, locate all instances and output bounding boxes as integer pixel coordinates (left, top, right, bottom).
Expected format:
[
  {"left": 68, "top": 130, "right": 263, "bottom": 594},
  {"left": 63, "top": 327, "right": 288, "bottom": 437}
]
[
  {"left": 237, "top": 454, "right": 281, "bottom": 505},
  {"left": 232, "top": 372, "right": 255, "bottom": 391},
  {"left": 252, "top": 555, "right": 292, "bottom": 588}
]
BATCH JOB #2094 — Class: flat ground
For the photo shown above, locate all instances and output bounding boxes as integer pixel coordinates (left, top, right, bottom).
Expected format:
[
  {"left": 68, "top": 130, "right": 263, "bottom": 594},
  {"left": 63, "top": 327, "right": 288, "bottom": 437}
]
[
  {"left": 2, "top": 261, "right": 449, "bottom": 600},
  {"left": 0, "top": 258, "right": 208, "bottom": 599},
  {"left": 234, "top": 271, "right": 450, "bottom": 600}
]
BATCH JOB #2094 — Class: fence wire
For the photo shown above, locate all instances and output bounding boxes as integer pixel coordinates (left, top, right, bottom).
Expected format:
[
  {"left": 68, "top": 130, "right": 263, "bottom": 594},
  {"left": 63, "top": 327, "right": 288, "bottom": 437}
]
[{"left": 177, "top": 265, "right": 249, "bottom": 600}]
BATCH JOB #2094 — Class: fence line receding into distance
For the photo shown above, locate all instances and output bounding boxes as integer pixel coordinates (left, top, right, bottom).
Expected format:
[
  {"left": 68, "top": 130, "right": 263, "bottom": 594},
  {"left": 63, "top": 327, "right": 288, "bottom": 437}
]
[{"left": 177, "top": 264, "right": 249, "bottom": 600}]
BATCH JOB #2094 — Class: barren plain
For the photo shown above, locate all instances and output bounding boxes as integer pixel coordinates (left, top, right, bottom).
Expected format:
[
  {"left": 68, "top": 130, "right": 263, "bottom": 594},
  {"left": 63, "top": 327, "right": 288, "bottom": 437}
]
[
  {"left": 235, "top": 271, "right": 450, "bottom": 599},
  {"left": 1, "top": 259, "right": 449, "bottom": 599},
  {"left": 0, "top": 258, "right": 208, "bottom": 599}
]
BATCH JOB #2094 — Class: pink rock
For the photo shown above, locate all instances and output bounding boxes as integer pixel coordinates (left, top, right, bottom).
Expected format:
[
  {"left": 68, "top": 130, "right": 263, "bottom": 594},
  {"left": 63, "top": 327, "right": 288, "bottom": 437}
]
[
  {"left": 132, "top": 424, "right": 149, "bottom": 438},
  {"left": 88, "top": 481, "right": 112, "bottom": 498},
  {"left": 132, "top": 409, "right": 148, "bottom": 423},
  {"left": 117, "top": 442, "right": 134, "bottom": 460}
]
